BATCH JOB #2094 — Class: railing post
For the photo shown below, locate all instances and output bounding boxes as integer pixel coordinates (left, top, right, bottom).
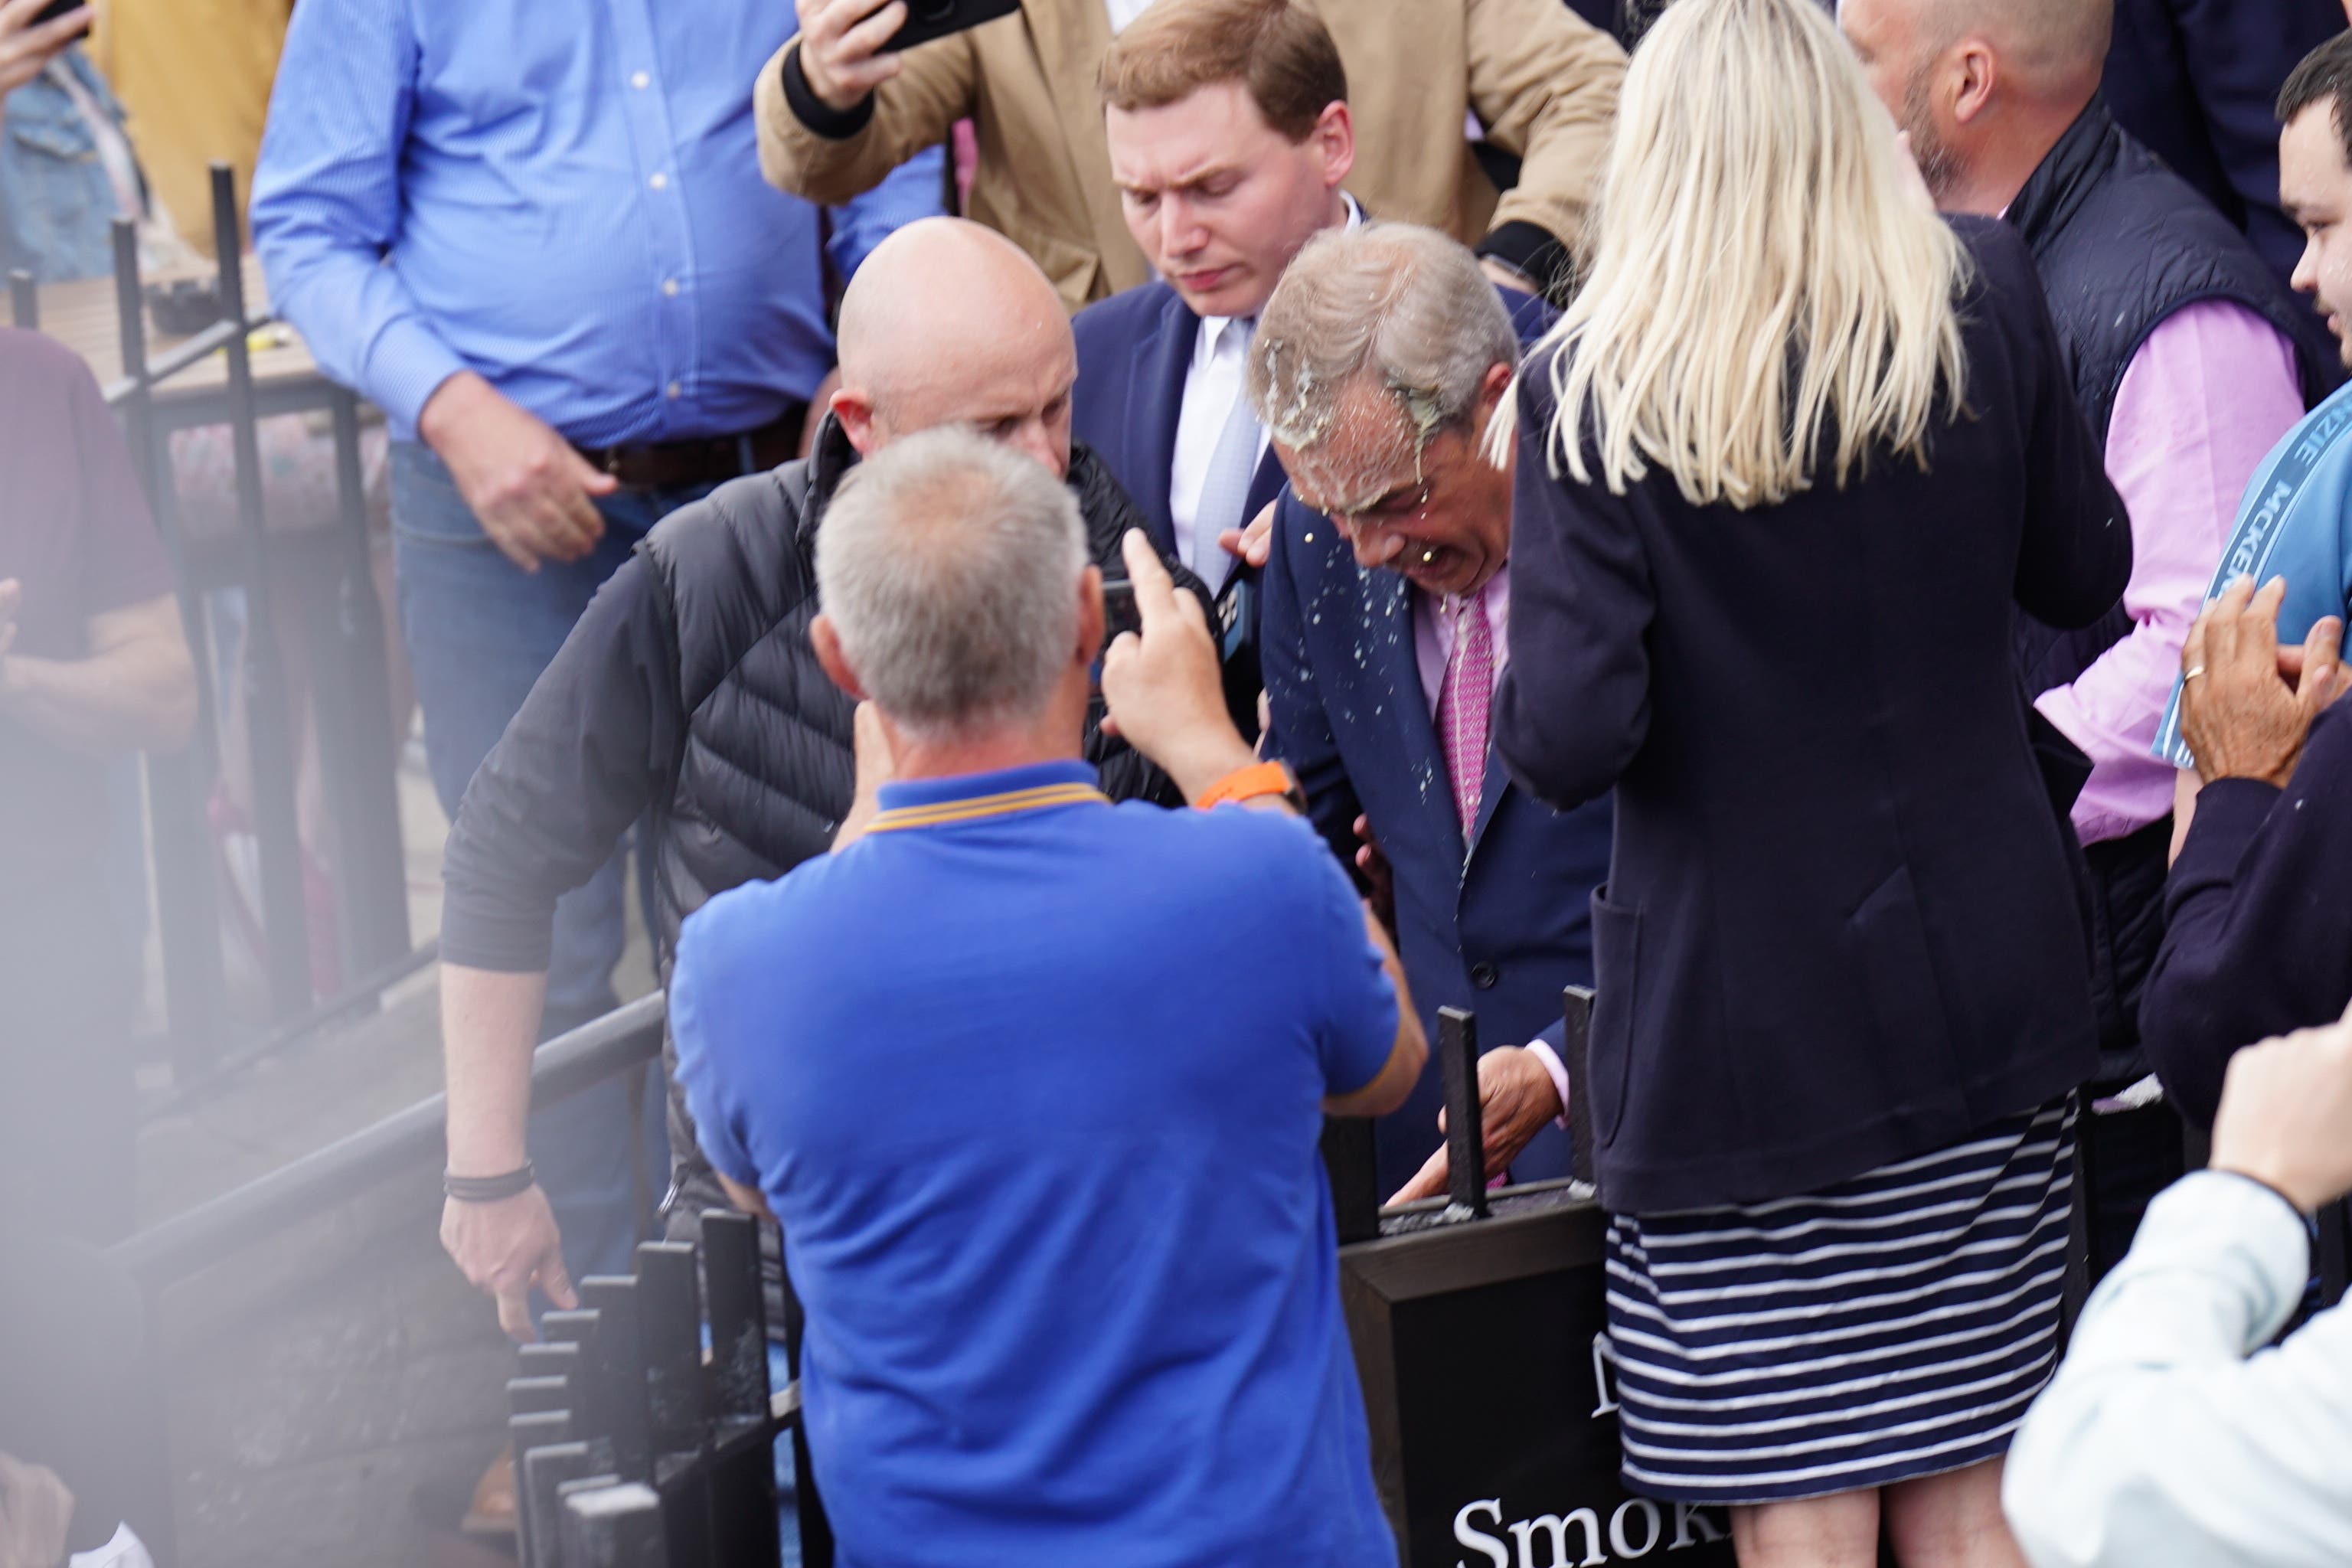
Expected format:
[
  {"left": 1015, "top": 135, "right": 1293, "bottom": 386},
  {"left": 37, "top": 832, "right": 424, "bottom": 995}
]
[
  {"left": 560, "top": 1481, "right": 668, "bottom": 1568},
  {"left": 113, "top": 217, "right": 233, "bottom": 1078},
  {"left": 314, "top": 384, "right": 412, "bottom": 975},
  {"left": 1439, "top": 1006, "right": 1490, "bottom": 1218},
  {"left": 577, "top": 1276, "right": 654, "bottom": 1485},
  {"left": 1562, "top": 986, "right": 1597, "bottom": 1190},
  {"left": 635, "top": 1241, "right": 711, "bottom": 1566},
  {"left": 700, "top": 1211, "right": 786, "bottom": 1566},
  {"left": 209, "top": 159, "right": 314, "bottom": 1021},
  {"left": 518, "top": 1442, "right": 596, "bottom": 1568},
  {"left": 9, "top": 269, "right": 36, "bottom": 328}
]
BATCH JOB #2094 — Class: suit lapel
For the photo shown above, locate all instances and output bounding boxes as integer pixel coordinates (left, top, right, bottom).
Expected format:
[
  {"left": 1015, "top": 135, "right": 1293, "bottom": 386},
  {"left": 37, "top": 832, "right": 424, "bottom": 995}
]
[
  {"left": 1244, "top": 449, "right": 1288, "bottom": 531},
  {"left": 1129, "top": 289, "right": 1199, "bottom": 554},
  {"left": 1361, "top": 570, "right": 1465, "bottom": 866},
  {"left": 1465, "top": 746, "right": 1513, "bottom": 864}
]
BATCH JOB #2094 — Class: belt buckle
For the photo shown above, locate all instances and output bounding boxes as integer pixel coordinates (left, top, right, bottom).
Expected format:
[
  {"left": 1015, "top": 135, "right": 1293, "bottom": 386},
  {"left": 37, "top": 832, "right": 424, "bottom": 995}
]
[{"left": 601, "top": 447, "right": 625, "bottom": 480}]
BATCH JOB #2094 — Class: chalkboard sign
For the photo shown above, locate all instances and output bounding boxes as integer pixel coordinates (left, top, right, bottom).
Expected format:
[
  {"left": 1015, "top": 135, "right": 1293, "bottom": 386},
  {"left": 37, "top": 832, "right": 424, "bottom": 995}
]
[
  {"left": 1341, "top": 1185, "right": 1733, "bottom": 1567},
  {"left": 1334, "top": 1000, "right": 1736, "bottom": 1567}
]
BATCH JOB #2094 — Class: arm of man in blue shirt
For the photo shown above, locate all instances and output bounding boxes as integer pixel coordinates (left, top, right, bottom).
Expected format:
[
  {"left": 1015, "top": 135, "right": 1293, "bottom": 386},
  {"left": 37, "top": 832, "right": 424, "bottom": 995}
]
[{"left": 251, "top": 0, "right": 616, "bottom": 572}]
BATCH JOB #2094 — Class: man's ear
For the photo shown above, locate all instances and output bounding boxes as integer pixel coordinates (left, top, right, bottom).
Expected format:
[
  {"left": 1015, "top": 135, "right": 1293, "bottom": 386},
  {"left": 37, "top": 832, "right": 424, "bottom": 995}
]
[
  {"left": 832, "top": 390, "right": 883, "bottom": 458},
  {"left": 1951, "top": 40, "right": 1998, "bottom": 127},
  {"left": 1076, "top": 565, "right": 1106, "bottom": 667},
  {"left": 811, "top": 614, "right": 870, "bottom": 701},
  {"left": 1313, "top": 101, "right": 1357, "bottom": 191}
]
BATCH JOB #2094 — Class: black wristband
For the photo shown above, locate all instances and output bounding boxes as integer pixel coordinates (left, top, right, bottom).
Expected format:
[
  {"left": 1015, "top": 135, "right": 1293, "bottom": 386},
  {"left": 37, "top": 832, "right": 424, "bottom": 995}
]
[
  {"left": 444, "top": 1163, "right": 536, "bottom": 1203},
  {"left": 1475, "top": 220, "right": 1576, "bottom": 300},
  {"left": 782, "top": 41, "right": 877, "bottom": 141}
]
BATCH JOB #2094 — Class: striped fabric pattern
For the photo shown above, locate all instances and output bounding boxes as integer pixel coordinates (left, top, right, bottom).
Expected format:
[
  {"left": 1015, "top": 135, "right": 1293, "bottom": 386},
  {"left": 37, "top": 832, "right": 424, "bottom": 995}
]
[{"left": 1606, "top": 1097, "right": 2076, "bottom": 1504}]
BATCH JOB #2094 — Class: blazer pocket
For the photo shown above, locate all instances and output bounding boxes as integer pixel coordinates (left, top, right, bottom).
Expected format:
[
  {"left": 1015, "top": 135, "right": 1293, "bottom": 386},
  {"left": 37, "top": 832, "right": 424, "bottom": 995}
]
[
  {"left": 1587, "top": 890, "right": 1641, "bottom": 1146},
  {"left": 1847, "top": 864, "right": 1958, "bottom": 1078}
]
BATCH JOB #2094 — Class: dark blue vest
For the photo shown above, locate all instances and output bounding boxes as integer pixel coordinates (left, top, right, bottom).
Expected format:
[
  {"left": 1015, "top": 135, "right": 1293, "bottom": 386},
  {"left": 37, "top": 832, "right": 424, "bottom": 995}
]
[{"left": 2011, "top": 98, "right": 2342, "bottom": 694}]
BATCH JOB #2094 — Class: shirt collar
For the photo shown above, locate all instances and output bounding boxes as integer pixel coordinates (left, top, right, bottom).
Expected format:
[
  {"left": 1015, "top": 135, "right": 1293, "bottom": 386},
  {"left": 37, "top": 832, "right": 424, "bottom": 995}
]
[{"left": 873, "top": 760, "right": 1103, "bottom": 816}]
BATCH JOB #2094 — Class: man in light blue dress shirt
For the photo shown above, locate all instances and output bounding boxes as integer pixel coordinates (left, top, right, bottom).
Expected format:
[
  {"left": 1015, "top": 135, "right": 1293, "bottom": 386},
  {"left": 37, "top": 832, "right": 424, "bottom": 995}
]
[{"left": 250, "top": 0, "right": 941, "bottom": 1295}]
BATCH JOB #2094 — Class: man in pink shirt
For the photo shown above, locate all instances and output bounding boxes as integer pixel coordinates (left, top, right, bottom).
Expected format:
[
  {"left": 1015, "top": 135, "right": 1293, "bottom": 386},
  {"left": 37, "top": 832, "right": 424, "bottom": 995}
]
[{"left": 1843, "top": 0, "right": 2341, "bottom": 1269}]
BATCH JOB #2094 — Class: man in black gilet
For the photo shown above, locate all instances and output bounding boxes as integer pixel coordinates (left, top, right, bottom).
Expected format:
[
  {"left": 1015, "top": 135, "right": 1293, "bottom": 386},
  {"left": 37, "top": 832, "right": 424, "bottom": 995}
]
[
  {"left": 433, "top": 219, "right": 1208, "bottom": 1343},
  {"left": 1842, "top": 0, "right": 2343, "bottom": 1270}
]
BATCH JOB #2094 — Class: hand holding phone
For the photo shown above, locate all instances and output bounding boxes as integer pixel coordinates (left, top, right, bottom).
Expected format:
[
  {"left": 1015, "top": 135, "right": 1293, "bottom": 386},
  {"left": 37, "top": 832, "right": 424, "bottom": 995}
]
[
  {"left": 2, "top": 0, "right": 91, "bottom": 100},
  {"left": 795, "top": 0, "right": 1018, "bottom": 113}
]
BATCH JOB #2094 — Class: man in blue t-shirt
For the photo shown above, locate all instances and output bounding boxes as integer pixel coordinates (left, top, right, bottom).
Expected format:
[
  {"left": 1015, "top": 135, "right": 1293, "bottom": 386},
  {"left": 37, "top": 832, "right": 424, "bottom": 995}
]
[{"left": 669, "top": 427, "right": 1423, "bottom": 1568}]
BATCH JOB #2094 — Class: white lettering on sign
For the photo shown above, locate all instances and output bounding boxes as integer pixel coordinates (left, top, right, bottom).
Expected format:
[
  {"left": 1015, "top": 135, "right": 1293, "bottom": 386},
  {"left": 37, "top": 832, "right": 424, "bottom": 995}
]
[
  {"left": 1508, "top": 1508, "right": 1607, "bottom": 1567},
  {"left": 1591, "top": 1331, "right": 1622, "bottom": 1417},
  {"left": 1455, "top": 1496, "right": 1733, "bottom": 1565},
  {"left": 1609, "top": 1500, "right": 1662, "bottom": 1558},
  {"left": 1456, "top": 1500, "right": 1511, "bottom": 1568},
  {"left": 1672, "top": 1503, "right": 1726, "bottom": 1547}
]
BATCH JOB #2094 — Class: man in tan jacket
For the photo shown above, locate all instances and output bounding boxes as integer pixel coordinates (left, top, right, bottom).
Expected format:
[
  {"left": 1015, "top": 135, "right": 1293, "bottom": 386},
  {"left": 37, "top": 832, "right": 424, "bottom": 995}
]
[{"left": 757, "top": 0, "right": 1624, "bottom": 311}]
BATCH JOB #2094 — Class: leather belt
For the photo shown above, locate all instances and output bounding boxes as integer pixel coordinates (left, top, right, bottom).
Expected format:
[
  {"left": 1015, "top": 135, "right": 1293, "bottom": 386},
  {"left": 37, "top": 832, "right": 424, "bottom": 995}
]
[{"left": 573, "top": 403, "right": 808, "bottom": 492}]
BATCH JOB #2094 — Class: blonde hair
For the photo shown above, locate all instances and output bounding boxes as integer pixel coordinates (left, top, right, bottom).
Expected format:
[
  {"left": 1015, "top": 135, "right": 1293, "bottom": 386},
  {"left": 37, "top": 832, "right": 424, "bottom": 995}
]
[{"left": 1526, "top": 0, "right": 1970, "bottom": 510}]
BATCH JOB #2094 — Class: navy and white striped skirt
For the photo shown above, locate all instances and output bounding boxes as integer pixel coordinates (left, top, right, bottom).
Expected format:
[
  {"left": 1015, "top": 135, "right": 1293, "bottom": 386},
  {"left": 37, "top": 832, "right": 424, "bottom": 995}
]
[{"left": 1605, "top": 1097, "right": 2076, "bottom": 1504}]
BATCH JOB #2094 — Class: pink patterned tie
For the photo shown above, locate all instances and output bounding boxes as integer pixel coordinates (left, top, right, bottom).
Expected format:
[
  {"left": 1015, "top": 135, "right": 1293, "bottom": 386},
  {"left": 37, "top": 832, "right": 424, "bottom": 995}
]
[{"left": 1436, "top": 585, "right": 1494, "bottom": 840}]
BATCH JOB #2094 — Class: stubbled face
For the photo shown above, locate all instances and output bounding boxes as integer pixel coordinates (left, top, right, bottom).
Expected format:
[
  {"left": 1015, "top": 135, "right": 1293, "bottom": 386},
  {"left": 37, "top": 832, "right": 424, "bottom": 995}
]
[
  {"left": 2282, "top": 103, "right": 2352, "bottom": 370},
  {"left": 1840, "top": 0, "right": 1965, "bottom": 204},
  {"left": 1276, "top": 376, "right": 1514, "bottom": 601},
  {"left": 1106, "top": 82, "right": 1352, "bottom": 321}
]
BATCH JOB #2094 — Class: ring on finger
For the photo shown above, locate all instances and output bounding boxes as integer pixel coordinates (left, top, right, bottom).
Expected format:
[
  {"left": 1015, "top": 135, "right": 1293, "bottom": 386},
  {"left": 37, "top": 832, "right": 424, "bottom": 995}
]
[{"left": 2184, "top": 665, "right": 2208, "bottom": 681}]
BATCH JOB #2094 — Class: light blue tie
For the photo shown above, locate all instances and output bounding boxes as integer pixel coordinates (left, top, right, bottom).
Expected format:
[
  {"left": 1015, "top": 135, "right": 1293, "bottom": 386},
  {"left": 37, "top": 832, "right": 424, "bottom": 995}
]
[{"left": 1191, "top": 321, "right": 1260, "bottom": 599}]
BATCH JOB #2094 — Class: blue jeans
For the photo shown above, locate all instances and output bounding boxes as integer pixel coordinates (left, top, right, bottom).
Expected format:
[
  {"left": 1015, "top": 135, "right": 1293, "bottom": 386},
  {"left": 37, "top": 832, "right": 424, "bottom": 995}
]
[{"left": 390, "top": 440, "right": 710, "bottom": 1285}]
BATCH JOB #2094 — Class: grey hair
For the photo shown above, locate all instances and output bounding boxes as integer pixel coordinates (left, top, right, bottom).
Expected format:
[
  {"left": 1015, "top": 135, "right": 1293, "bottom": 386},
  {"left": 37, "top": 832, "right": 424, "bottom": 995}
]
[
  {"left": 815, "top": 428, "right": 1088, "bottom": 739},
  {"left": 1246, "top": 222, "right": 1520, "bottom": 457}
]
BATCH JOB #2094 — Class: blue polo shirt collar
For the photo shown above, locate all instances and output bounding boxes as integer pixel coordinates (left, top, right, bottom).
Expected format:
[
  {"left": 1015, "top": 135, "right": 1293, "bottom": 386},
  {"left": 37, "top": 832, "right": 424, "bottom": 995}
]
[{"left": 868, "top": 760, "right": 1109, "bottom": 835}]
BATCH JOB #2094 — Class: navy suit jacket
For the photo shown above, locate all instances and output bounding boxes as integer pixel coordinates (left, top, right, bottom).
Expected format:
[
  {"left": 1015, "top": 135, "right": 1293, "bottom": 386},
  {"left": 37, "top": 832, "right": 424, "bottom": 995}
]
[
  {"left": 1257, "top": 286, "right": 1607, "bottom": 1197},
  {"left": 2102, "top": 0, "right": 2342, "bottom": 290},
  {"left": 1071, "top": 281, "right": 1289, "bottom": 560}
]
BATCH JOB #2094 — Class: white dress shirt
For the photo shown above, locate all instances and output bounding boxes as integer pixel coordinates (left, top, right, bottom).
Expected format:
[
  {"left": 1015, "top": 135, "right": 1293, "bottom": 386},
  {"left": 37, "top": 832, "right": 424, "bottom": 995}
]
[
  {"left": 1166, "top": 196, "right": 1363, "bottom": 575},
  {"left": 2004, "top": 1171, "right": 2352, "bottom": 1568},
  {"left": 1104, "top": 0, "right": 1153, "bottom": 34}
]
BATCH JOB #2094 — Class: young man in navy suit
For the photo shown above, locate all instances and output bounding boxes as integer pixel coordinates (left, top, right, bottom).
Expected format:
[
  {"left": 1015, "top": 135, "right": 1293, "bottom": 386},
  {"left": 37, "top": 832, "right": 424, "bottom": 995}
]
[
  {"left": 1075, "top": 0, "right": 1546, "bottom": 601},
  {"left": 1247, "top": 224, "right": 1609, "bottom": 1200}
]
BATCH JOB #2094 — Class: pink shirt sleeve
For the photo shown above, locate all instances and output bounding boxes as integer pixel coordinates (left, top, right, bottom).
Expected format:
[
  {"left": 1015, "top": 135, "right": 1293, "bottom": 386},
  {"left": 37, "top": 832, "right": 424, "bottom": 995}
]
[{"left": 2036, "top": 299, "right": 2306, "bottom": 845}]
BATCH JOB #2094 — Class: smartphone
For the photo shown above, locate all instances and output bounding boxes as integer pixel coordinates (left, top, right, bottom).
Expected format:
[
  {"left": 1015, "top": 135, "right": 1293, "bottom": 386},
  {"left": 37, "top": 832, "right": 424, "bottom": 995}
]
[
  {"left": 879, "top": 0, "right": 1020, "bottom": 53},
  {"left": 31, "top": 1, "right": 90, "bottom": 25},
  {"left": 1100, "top": 577, "right": 1142, "bottom": 654}
]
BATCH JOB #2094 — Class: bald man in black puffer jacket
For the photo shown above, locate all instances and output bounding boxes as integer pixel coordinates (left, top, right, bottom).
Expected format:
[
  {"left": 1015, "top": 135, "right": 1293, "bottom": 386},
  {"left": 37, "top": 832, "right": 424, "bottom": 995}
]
[{"left": 435, "top": 220, "right": 1211, "bottom": 1343}]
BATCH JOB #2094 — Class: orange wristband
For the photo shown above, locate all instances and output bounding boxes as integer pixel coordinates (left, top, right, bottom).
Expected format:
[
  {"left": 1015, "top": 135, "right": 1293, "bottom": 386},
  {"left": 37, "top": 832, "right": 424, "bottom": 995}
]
[{"left": 1194, "top": 761, "right": 1301, "bottom": 811}]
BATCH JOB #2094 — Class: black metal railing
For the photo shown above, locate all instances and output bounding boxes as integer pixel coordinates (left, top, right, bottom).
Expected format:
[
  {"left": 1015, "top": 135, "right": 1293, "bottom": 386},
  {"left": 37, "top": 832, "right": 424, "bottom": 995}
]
[
  {"left": 511, "top": 1214, "right": 812, "bottom": 1568},
  {"left": 111, "top": 992, "right": 665, "bottom": 1288},
  {"left": 11, "top": 162, "right": 416, "bottom": 1087}
]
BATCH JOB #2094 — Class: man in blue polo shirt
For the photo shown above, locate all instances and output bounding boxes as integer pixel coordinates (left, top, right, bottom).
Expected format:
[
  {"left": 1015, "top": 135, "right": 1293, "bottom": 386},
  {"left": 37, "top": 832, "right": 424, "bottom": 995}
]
[{"left": 668, "top": 428, "right": 1422, "bottom": 1567}]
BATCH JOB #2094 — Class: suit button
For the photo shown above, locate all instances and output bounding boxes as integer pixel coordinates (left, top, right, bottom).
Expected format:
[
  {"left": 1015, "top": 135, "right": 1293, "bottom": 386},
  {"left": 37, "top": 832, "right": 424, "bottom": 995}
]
[{"left": 1470, "top": 962, "right": 1499, "bottom": 991}]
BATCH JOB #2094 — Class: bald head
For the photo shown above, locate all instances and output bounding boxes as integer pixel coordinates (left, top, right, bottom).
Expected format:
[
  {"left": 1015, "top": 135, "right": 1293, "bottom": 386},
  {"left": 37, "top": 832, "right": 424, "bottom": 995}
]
[
  {"left": 1923, "top": 0, "right": 2109, "bottom": 93},
  {"left": 832, "top": 218, "right": 1079, "bottom": 479},
  {"left": 1841, "top": 0, "right": 2110, "bottom": 212}
]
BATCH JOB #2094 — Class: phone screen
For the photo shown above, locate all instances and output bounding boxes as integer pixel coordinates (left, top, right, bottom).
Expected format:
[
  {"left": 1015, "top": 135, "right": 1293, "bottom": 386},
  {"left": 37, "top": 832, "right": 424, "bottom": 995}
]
[{"left": 1101, "top": 579, "right": 1142, "bottom": 654}]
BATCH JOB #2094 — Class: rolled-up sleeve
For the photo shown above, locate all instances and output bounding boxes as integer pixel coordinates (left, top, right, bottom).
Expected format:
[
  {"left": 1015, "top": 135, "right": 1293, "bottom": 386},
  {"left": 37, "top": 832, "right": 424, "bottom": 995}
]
[
  {"left": 249, "top": 0, "right": 469, "bottom": 435},
  {"left": 439, "top": 555, "right": 684, "bottom": 972},
  {"left": 2004, "top": 1171, "right": 2352, "bottom": 1568},
  {"left": 2036, "top": 302, "right": 2305, "bottom": 844}
]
